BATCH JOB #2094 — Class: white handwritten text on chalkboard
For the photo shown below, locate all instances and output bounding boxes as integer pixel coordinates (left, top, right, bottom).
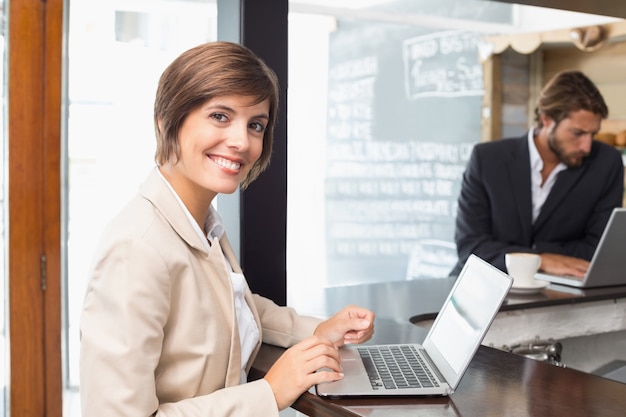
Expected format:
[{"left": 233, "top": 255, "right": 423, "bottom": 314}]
[{"left": 403, "top": 31, "right": 483, "bottom": 98}]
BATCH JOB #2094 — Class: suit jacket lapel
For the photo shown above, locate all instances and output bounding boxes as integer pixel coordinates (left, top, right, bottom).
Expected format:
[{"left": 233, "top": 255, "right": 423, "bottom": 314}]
[
  {"left": 139, "top": 169, "right": 210, "bottom": 254},
  {"left": 208, "top": 238, "right": 245, "bottom": 387},
  {"left": 533, "top": 164, "right": 587, "bottom": 231},
  {"left": 507, "top": 138, "right": 534, "bottom": 243},
  {"left": 140, "top": 169, "right": 243, "bottom": 386}
]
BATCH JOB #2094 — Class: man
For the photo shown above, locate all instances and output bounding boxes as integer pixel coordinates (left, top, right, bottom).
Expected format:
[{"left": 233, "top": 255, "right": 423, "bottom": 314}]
[{"left": 450, "top": 70, "right": 624, "bottom": 277}]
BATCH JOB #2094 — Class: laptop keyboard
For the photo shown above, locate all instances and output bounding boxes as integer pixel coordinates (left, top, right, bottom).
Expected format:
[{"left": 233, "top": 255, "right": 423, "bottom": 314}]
[{"left": 357, "top": 345, "right": 440, "bottom": 390}]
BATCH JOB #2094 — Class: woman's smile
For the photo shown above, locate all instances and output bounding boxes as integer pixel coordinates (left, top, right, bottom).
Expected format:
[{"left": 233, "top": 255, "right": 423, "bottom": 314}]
[{"left": 209, "top": 155, "right": 242, "bottom": 172}]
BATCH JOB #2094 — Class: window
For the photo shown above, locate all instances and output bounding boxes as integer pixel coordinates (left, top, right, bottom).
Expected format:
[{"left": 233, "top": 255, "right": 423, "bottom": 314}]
[
  {"left": 286, "top": 0, "right": 621, "bottom": 316},
  {"left": 287, "top": 0, "right": 515, "bottom": 316},
  {"left": 63, "top": 1, "right": 217, "bottom": 414}
]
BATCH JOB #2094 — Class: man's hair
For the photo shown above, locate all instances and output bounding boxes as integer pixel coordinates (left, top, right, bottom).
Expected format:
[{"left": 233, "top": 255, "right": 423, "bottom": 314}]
[
  {"left": 153, "top": 41, "right": 280, "bottom": 189},
  {"left": 534, "top": 70, "right": 608, "bottom": 128}
]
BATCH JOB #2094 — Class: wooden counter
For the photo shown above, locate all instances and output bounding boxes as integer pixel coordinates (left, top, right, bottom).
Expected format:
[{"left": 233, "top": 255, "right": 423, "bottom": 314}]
[
  {"left": 250, "top": 326, "right": 626, "bottom": 417},
  {"left": 251, "top": 279, "right": 626, "bottom": 416}
]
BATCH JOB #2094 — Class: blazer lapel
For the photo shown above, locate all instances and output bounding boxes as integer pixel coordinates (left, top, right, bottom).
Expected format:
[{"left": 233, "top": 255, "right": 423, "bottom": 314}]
[
  {"left": 140, "top": 169, "right": 242, "bottom": 385},
  {"left": 139, "top": 169, "right": 211, "bottom": 254},
  {"left": 207, "top": 238, "right": 244, "bottom": 387},
  {"left": 533, "top": 164, "right": 587, "bottom": 231},
  {"left": 507, "top": 138, "right": 534, "bottom": 243}
]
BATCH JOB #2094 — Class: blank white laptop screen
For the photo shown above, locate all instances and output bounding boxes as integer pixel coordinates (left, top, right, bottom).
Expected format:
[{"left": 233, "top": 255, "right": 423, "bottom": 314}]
[{"left": 424, "top": 254, "right": 512, "bottom": 387}]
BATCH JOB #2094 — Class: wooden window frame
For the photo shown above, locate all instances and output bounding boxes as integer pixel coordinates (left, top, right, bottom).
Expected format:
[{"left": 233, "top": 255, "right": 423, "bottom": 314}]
[{"left": 8, "top": 0, "right": 63, "bottom": 416}]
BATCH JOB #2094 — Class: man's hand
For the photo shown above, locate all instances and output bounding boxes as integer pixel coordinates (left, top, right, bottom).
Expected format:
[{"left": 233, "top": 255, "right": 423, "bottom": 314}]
[{"left": 539, "top": 253, "right": 589, "bottom": 278}]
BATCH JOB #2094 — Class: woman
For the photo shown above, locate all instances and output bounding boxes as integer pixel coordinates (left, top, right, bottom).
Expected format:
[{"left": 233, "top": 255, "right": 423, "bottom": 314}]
[{"left": 79, "top": 41, "right": 375, "bottom": 416}]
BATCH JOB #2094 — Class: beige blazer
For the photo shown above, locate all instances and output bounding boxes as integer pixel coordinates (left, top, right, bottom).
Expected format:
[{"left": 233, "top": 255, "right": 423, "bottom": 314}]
[{"left": 80, "top": 169, "right": 321, "bottom": 417}]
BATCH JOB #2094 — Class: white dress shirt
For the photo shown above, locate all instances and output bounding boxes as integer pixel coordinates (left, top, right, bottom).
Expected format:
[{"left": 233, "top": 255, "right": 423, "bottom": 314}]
[{"left": 527, "top": 130, "right": 567, "bottom": 223}]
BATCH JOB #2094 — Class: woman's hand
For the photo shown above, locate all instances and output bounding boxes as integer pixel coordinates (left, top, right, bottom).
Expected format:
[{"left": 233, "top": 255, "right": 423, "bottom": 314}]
[
  {"left": 263, "top": 335, "right": 343, "bottom": 410},
  {"left": 314, "top": 305, "right": 375, "bottom": 347}
]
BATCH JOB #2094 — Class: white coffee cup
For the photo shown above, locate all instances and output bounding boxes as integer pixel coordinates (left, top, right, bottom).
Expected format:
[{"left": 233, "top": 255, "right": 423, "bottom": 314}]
[{"left": 505, "top": 253, "right": 541, "bottom": 287}]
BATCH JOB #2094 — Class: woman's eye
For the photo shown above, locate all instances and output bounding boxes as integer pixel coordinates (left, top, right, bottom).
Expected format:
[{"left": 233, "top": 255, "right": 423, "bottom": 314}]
[
  {"left": 250, "top": 122, "right": 266, "bottom": 133},
  {"left": 210, "top": 113, "right": 228, "bottom": 122}
]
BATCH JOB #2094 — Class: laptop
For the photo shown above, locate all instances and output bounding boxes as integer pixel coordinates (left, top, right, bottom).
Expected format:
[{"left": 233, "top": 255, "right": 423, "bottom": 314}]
[
  {"left": 535, "top": 208, "right": 626, "bottom": 288},
  {"left": 315, "top": 254, "right": 512, "bottom": 398}
]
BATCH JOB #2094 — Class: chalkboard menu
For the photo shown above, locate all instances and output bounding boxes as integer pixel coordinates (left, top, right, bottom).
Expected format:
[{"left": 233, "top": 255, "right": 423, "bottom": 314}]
[{"left": 325, "top": 23, "right": 483, "bottom": 285}]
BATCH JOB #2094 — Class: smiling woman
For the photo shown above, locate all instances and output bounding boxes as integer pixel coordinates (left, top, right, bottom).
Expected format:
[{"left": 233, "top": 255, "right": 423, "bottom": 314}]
[{"left": 78, "top": 41, "right": 375, "bottom": 417}]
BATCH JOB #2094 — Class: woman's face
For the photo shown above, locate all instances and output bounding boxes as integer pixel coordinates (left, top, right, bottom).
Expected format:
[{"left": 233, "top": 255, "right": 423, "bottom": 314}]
[{"left": 162, "top": 95, "right": 269, "bottom": 203}]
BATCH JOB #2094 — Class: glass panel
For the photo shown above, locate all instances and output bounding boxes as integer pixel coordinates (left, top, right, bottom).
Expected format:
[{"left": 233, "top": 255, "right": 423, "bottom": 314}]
[
  {"left": 0, "top": 1, "right": 6, "bottom": 414},
  {"left": 286, "top": 0, "right": 620, "bottom": 316},
  {"left": 63, "top": 1, "right": 217, "bottom": 415}
]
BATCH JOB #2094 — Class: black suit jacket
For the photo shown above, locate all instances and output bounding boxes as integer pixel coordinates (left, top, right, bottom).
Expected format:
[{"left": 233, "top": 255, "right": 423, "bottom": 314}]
[{"left": 451, "top": 134, "right": 624, "bottom": 275}]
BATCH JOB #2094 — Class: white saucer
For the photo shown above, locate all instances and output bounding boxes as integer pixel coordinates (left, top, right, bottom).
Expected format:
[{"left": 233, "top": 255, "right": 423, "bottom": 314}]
[{"left": 509, "top": 280, "right": 549, "bottom": 295}]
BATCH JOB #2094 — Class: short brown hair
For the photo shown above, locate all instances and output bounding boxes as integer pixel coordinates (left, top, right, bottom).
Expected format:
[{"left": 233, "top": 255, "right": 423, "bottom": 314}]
[
  {"left": 154, "top": 41, "right": 280, "bottom": 189},
  {"left": 534, "top": 70, "right": 608, "bottom": 128}
]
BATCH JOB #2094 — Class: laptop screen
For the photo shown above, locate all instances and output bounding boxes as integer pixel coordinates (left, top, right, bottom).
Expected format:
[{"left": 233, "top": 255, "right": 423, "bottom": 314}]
[{"left": 423, "top": 255, "right": 512, "bottom": 388}]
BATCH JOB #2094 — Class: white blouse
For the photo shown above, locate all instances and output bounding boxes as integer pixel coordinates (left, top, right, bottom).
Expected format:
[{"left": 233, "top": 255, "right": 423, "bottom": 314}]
[{"left": 156, "top": 168, "right": 260, "bottom": 384}]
